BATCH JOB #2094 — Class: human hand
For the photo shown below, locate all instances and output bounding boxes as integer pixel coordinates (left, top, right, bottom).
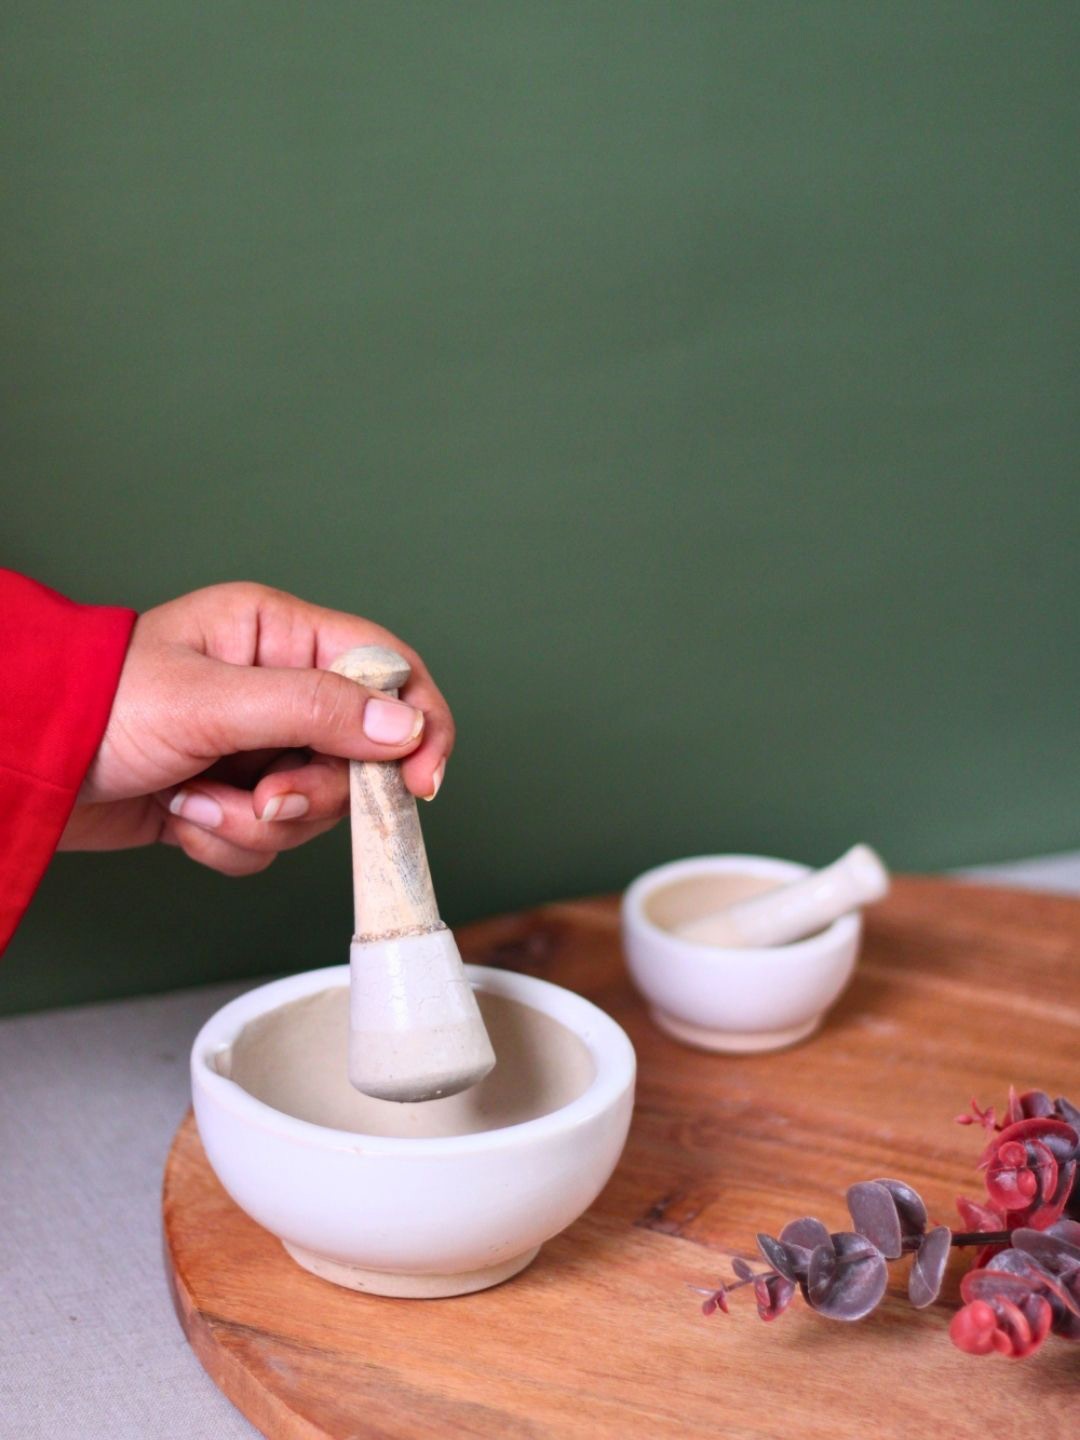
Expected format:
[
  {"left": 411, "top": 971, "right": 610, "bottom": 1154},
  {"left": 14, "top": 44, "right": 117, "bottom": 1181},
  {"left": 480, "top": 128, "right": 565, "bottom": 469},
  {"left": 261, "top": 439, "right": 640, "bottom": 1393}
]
[{"left": 59, "top": 583, "right": 454, "bottom": 876}]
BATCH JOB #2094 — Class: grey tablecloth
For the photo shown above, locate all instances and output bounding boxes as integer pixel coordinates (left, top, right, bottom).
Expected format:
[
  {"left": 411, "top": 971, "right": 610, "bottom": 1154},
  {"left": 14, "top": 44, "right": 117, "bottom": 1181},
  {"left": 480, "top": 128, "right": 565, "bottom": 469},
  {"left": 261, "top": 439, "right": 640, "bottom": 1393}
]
[
  {"left": 0, "top": 982, "right": 258, "bottom": 1439},
  {"left": 3, "top": 854, "right": 1078, "bottom": 1440}
]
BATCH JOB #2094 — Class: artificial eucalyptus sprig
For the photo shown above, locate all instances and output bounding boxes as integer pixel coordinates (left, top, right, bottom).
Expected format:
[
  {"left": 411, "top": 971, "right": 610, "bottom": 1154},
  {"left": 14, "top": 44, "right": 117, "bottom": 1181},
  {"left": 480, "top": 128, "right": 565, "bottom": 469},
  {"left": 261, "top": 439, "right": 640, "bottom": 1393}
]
[{"left": 697, "top": 1087, "right": 1080, "bottom": 1360}]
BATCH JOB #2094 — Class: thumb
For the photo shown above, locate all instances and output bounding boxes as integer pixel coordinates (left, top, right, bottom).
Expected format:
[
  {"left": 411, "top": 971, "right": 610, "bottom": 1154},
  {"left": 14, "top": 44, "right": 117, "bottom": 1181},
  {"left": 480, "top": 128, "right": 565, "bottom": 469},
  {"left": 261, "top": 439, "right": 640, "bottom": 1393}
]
[{"left": 196, "top": 658, "right": 425, "bottom": 761}]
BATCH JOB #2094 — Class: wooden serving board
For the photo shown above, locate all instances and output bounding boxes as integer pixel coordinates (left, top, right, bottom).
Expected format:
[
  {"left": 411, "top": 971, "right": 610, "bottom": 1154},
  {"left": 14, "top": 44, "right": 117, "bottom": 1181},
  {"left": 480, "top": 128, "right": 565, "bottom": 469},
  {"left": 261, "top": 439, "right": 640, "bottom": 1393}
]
[{"left": 163, "top": 877, "right": 1080, "bottom": 1438}]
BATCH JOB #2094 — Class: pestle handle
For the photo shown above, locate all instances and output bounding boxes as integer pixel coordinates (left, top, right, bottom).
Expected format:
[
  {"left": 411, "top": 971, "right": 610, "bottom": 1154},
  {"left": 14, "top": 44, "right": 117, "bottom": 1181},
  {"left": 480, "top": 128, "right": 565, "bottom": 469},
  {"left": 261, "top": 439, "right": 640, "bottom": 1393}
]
[
  {"left": 677, "top": 844, "right": 890, "bottom": 949},
  {"left": 329, "top": 646, "right": 441, "bottom": 942},
  {"left": 330, "top": 644, "right": 495, "bottom": 1102}
]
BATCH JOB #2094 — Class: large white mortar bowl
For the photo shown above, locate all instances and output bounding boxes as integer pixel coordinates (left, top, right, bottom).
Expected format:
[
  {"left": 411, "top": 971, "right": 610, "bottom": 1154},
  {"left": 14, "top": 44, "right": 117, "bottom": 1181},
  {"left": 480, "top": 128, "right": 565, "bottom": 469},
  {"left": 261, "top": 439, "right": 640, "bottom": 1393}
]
[{"left": 192, "top": 963, "right": 635, "bottom": 1298}]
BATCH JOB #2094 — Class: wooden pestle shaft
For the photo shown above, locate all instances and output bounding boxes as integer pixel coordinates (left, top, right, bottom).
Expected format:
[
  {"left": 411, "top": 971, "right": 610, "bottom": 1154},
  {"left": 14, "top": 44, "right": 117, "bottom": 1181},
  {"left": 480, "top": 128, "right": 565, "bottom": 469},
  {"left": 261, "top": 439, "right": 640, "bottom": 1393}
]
[
  {"left": 329, "top": 646, "right": 440, "bottom": 942},
  {"left": 328, "top": 645, "right": 495, "bottom": 1102}
]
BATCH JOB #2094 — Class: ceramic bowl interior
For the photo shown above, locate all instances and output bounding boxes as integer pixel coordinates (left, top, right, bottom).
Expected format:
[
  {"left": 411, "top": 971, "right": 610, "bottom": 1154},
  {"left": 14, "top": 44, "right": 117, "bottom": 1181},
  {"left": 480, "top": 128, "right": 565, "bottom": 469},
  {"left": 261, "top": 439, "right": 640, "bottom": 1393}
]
[
  {"left": 216, "top": 986, "right": 597, "bottom": 1139},
  {"left": 641, "top": 871, "right": 784, "bottom": 938}
]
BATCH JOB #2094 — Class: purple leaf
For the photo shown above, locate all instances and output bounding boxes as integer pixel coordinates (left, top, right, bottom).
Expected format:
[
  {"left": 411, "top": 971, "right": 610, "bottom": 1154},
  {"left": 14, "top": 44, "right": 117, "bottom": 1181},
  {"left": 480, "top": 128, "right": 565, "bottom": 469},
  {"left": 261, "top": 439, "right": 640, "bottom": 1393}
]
[
  {"left": 731, "top": 1257, "right": 754, "bottom": 1282},
  {"left": 984, "top": 1248, "right": 1053, "bottom": 1285},
  {"left": 700, "top": 1286, "right": 728, "bottom": 1316},
  {"left": 808, "top": 1233, "right": 888, "bottom": 1321},
  {"left": 847, "top": 1181, "right": 903, "bottom": 1259},
  {"left": 1046, "top": 1218, "right": 1080, "bottom": 1249},
  {"left": 873, "top": 1178, "right": 928, "bottom": 1241},
  {"left": 757, "top": 1233, "right": 800, "bottom": 1282},
  {"left": 988, "top": 1244, "right": 1080, "bottom": 1328},
  {"left": 963, "top": 1266, "right": 1045, "bottom": 1305},
  {"left": 1052, "top": 1270, "right": 1080, "bottom": 1339},
  {"left": 908, "top": 1225, "right": 951, "bottom": 1309},
  {"left": 1056, "top": 1096, "right": 1080, "bottom": 1127},
  {"left": 778, "top": 1215, "right": 831, "bottom": 1275},
  {"left": 1017, "top": 1090, "right": 1055, "bottom": 1119},
  {"left": 806, "top": 1244, "right": 837, "bottom": 1306},
  {"left": 780, "top": 1216, "right": 831, "bottom": 1250},
  {"left": 753, "top": 1272, "right": 796, "bottom": 1322},
  {"left": 1012, "top": 1225, "right": 1080, "bottom": 1276}
]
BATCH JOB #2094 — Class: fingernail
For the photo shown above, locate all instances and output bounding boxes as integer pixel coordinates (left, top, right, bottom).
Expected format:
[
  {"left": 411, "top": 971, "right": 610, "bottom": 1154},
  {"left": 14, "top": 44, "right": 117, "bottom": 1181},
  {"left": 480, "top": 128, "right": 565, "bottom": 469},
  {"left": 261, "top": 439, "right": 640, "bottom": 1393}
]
[
  {"left": 363, "top": 697, "right": 424, "bottom": 746},
  {"left": 423, "top": 759, "right": 446, "bottom": 802},
  {"left": 260, "top": 793, "right": 310, "bottom": 822},
  {"left": 169, "top": 791, "right": 223, "bottom": 829}
]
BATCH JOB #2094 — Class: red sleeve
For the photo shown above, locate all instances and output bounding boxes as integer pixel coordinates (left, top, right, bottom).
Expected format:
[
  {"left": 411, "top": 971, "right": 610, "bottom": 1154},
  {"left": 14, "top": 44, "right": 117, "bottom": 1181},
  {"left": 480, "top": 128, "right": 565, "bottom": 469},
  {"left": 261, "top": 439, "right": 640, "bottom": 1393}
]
[{"left": 0, "top": 570, "right": 137, "bottom": 954}]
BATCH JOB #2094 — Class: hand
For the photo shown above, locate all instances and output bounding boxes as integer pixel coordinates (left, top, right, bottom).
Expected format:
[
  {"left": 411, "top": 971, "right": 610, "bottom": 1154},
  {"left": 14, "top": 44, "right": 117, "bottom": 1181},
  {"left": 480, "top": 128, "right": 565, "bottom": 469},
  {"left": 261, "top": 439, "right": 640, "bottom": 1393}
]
[{"left": 59, "top": 583, "right": 454, "bottom": 877}]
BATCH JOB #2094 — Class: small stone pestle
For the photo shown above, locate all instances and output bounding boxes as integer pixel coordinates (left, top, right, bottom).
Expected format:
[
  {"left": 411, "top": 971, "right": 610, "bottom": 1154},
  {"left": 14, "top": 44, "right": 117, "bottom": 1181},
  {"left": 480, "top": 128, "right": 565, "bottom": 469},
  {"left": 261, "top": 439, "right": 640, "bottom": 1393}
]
[
  {"left": 329, "top": 645, "right": 496, "bottom": 1103},
  {"left": 675, "top": 844, "right": 890, "bottom": 949}
]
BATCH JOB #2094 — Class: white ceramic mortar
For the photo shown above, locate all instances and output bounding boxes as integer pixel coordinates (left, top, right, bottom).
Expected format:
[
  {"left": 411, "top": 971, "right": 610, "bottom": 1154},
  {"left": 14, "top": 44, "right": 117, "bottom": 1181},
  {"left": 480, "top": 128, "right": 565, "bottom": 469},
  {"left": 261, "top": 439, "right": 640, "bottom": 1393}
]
[
  {"left": 621, "top": 855, "right": 862, "bottom": 1053},
  {"left": 192, "top": 963, "right": 635, "bottom": 1298}
]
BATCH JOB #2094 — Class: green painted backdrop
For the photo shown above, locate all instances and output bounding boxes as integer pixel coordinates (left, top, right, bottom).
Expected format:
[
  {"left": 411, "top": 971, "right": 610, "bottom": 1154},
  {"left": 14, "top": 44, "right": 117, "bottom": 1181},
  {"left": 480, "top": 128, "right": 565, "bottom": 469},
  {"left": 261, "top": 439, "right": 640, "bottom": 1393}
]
[{"left": 2, "top": 3, "right": 1077, "bottom": 1013}]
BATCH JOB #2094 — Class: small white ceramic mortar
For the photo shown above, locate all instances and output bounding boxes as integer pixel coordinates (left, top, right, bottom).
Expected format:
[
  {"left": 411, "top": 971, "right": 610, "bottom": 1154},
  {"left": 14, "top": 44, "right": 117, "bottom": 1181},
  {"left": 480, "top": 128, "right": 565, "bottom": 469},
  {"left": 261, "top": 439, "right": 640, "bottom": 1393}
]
[
  {"left": 192, "top": 963, "right": 635, "bottom": 1298},
  {"left": 621, "top": 855, "right": 863, "bottom": 1053}
]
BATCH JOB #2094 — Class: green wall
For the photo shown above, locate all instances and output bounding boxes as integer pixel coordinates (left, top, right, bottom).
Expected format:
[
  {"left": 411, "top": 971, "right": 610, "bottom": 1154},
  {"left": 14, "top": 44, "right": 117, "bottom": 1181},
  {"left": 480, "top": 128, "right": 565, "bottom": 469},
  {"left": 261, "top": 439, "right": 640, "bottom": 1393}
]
[{"left": 3, "top": 3, "right": 1077, "bottom": 1012}]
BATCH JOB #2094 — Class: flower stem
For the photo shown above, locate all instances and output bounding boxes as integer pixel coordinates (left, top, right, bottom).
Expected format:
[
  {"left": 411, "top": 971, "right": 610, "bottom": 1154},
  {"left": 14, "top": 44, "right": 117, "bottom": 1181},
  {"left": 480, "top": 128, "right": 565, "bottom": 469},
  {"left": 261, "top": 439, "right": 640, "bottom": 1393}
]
[{"left": 950, "top": 1229, "right": 1011, "bottom": 1247}]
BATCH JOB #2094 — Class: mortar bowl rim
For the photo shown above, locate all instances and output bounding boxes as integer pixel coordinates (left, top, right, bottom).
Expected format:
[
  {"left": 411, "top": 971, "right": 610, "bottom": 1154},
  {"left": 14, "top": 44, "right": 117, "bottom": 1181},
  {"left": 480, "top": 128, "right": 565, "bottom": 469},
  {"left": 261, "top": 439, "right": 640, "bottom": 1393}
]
[{"left": 191, "top": 962, "right": 636, "bottom": 1157}]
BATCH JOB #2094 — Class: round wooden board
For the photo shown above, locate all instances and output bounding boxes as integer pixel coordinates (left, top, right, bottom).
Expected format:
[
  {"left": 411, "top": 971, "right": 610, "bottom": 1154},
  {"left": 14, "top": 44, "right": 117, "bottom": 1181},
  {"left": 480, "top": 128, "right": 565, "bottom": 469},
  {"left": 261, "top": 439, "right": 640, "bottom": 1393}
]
[{"left": 164, "top": 878, "right": 1080, "bottom": 1439}]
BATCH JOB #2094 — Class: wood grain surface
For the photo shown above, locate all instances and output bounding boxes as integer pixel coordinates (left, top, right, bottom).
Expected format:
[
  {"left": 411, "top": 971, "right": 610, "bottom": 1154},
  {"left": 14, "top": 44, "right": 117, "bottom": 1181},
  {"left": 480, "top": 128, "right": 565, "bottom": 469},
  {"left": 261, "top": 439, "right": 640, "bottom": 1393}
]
[{"left": 163, "top": 877, "right": 1080, "bottom": 1438}]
